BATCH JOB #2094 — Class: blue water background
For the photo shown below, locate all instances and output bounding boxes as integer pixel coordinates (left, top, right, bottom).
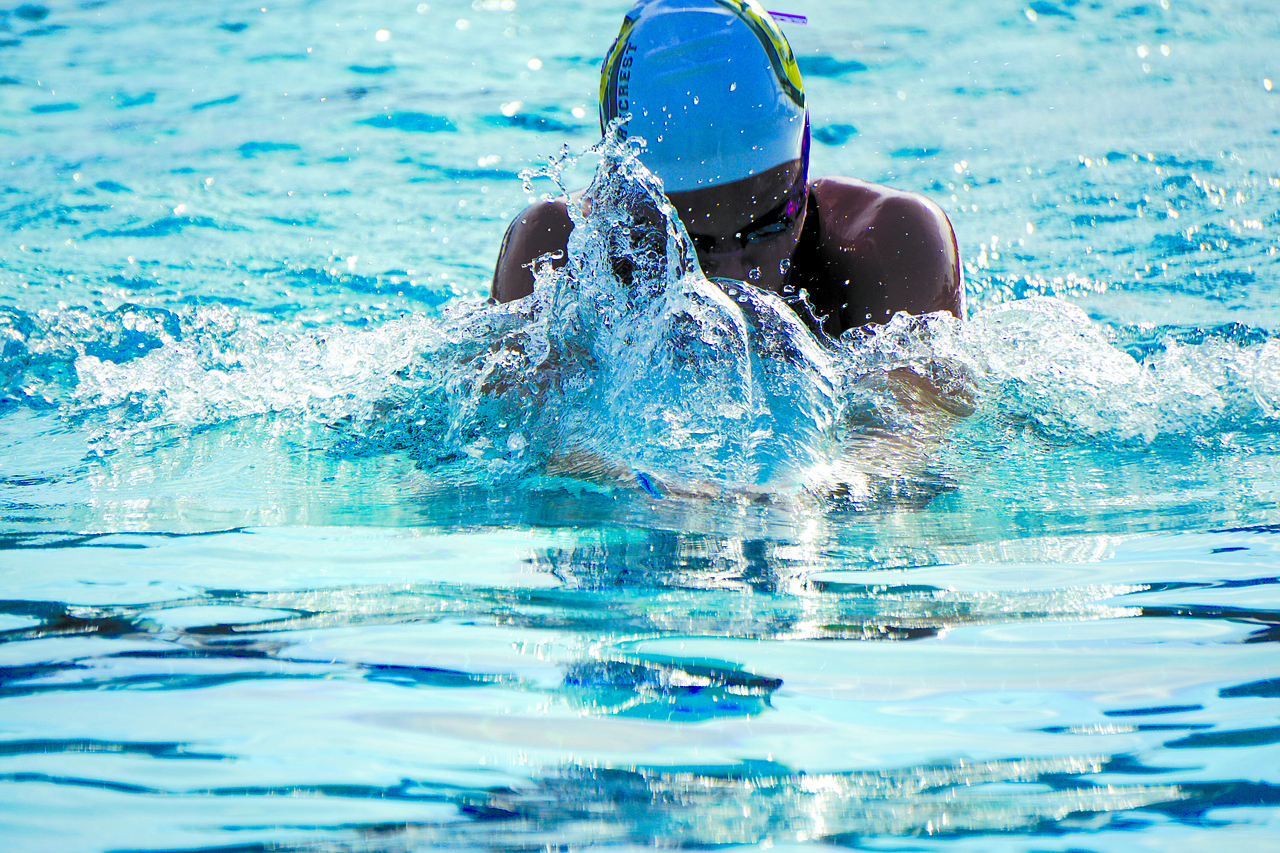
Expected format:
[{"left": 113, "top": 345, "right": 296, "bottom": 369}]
[{"left": 3, "top": 0, "right": 1280, "bottom": 850}]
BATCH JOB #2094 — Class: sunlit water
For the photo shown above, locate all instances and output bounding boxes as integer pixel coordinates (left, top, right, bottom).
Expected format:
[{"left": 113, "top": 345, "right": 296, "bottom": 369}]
[{"left": 3, "top": 1, "right": 1280, "bottom": 850}]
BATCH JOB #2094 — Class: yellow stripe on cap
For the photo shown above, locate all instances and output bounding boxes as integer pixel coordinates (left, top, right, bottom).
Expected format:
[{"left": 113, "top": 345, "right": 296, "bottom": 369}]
[{"left": 599, "top": 13, "right": 639, "bottom": 131}]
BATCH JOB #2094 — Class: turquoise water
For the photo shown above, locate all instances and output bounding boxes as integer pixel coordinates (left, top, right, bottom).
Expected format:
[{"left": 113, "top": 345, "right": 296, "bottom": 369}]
[{"left": 3, "top": 0, "right": 1280, "bottom": 849}]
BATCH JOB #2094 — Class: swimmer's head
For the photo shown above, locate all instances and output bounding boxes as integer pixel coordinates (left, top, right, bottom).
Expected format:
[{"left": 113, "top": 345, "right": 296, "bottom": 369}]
[{"left": 599, "top": 0, "right": 808, "bottom": 193}]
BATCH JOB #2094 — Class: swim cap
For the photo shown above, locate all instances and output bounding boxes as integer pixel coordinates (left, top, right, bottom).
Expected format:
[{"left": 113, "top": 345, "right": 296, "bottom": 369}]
[{"left": 600, "top": 0, "right": 807, "bottom": 192}]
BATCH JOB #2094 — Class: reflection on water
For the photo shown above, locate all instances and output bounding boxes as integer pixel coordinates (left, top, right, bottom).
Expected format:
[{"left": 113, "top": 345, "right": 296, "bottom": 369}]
[
  {"left": 3, "top": 526, "right": 1279, "bottom": 847},
  {"left": 0, "top": 746, "right": 1187, "bottom": 849},
  {"left": 0, "top": 529, "right": 1145, "bottom": 647},
  {"left": 405, "top": 758, "right": 1184, "bottom": 848}
]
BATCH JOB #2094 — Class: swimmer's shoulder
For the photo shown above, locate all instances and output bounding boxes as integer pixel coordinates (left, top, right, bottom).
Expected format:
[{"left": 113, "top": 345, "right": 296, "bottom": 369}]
[
  {"left": 803, "top": 175, "right": 962, "bottom": 325},
  {"left": 491, "top": 197, "right": 576, "bottom": 303},
  {"left": 807, "top": 176, "right": 953, "bottom": 245}
]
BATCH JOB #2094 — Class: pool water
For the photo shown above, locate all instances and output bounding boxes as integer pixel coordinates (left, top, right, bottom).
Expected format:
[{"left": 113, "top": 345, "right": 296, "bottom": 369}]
[{"left": 3, "top": 0, "right": 1280, "bottom": 850}]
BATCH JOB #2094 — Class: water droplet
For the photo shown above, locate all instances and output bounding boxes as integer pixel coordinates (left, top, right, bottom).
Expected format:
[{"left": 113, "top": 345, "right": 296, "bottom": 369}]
[
  {"left": 778, "top": 258, "right": 791, "bottom": 275},
  {"left": 747, "top": 268, "right": 761, "bottom": 281}
]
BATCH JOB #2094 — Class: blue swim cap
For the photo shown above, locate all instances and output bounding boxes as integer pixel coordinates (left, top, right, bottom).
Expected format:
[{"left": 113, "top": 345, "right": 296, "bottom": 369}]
[{"left": 600, "top": 0, "right": 807, "bottom": 192}]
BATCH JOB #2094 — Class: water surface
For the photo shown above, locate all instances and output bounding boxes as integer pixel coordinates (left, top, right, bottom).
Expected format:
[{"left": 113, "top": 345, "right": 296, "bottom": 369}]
[{"left": 2, "top": 1, "right": 1280, "bottom": 850}]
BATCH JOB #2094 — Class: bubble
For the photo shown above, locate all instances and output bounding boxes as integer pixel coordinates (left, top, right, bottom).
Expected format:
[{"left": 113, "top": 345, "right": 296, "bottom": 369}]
[
  {"left": 748, "top": 268, "right": 761, "bottom": 281},
  {"left": 779, "top": 258, "right": 791, "bottom": 275}
]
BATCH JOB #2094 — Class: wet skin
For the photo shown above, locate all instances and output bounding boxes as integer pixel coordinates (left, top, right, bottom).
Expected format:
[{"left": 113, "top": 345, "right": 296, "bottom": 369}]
[{"left": 491, "top": 160, "right": 962, "bottom": 338}]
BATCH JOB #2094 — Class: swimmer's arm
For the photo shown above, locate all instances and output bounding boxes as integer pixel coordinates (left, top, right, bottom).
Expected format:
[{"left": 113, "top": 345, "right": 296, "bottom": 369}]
[
  {"left": 810, "top": 178, "right": 963, "bottom": 331},
  {"left": 545, "top": 451, "right": 726, "bottom": 501},
  {"left": 491, "top": 199, "right": 576, "bottom": 303}
]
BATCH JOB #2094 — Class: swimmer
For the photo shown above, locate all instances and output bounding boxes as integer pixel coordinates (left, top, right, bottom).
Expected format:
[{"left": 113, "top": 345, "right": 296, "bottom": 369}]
[{"left": 492, "top": 0, "right": 963, "bottom": 337}]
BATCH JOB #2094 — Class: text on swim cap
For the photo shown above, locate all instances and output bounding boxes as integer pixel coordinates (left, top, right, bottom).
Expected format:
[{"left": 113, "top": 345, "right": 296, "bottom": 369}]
[{"left": 615, "top": 42, "right": 637, "bottom": 139}]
